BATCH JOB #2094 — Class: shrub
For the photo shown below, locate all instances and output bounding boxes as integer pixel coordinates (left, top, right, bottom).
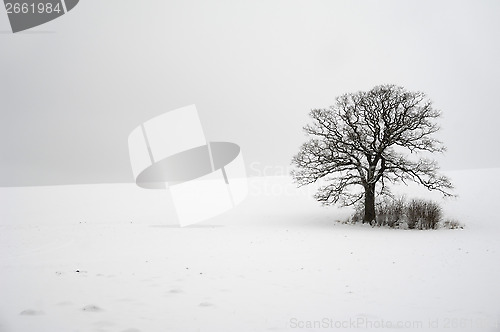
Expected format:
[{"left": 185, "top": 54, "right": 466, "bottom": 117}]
[
  {"left": 441, "top": 219, "right": 464, "bottom": 229},
  {"left": 350, "top": 203, "right": 365, "bottom": 224},
  {"left": 347, "top": 196, "right": 448, "bottom": 230},
  {"left": 375, "top": 196, "right": 406, "bottom": 228},
  {"left": 406, "top": 199, "right": 442, "bottom": 230}
]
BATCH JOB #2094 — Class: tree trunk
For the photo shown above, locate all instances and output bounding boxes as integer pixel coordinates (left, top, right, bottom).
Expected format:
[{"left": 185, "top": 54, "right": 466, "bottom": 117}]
[{"left": 363, "top": 184, "right": 376, "bottom": 224}]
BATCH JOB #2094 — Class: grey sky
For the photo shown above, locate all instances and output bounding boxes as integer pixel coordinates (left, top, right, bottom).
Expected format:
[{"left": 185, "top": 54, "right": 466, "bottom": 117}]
[{"left": 1, "top": 0, "right": 499, "bottom": 186}]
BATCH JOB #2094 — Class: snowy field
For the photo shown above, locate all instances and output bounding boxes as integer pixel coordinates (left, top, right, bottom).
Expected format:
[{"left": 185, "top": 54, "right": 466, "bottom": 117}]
[{"left": 1, "top": 169, "right": 499, "bottom": 332}]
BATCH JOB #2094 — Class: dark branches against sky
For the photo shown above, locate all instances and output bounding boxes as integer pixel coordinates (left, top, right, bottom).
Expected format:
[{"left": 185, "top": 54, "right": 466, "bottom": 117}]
[{"left": 292, "top": 84, "right": 454, "bottom": 223}]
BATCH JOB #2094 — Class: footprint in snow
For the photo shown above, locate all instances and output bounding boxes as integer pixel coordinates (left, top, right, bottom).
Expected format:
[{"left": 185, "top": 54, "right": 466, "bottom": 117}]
[
  {"left": 168, "top": 288, "right": 183, "bottom": 294},
  {"left": 20, "top": 309, "right": 44, "bottom": 316},
  {"left": 199, "top": 302, "right": 214, "bottom": 307},
  {"left": 82, "top": 305, "right": 103, "bottom": 312}
]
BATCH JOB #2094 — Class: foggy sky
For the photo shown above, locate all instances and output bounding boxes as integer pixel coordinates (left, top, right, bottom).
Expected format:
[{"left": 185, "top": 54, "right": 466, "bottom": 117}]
[{"left": 1, "top": 0, "right": 499, "bottom": 186}]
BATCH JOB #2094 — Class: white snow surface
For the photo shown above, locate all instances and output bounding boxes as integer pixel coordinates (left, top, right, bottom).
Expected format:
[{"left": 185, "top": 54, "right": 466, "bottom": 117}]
[{"left": 1, "top": 169, "right": 499, "bottom": 332}]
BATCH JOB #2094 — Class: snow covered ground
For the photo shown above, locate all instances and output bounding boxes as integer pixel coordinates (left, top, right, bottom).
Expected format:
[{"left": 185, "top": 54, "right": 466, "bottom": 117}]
[{"left": 1, "top": 169, "right": 499, "bottom": 332}]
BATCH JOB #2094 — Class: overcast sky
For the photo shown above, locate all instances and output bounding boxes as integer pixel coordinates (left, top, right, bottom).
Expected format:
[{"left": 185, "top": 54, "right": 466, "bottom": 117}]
[{"left": 1, "top": 0, "right": 499, "bottom": 186}]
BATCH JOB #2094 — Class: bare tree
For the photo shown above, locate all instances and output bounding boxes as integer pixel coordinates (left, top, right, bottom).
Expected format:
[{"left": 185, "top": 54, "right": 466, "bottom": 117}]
[{"left": 291, "top": 84, "right": 453, "bottom": 223}]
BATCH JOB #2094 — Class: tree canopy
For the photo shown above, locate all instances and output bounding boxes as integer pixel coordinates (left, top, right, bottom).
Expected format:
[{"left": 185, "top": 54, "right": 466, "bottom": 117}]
[{"left": 291, "top": 84, "right": 453, "bottom": 222}]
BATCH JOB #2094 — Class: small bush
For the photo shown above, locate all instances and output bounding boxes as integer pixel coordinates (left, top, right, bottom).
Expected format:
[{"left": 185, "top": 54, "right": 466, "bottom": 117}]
[
  {"left": 441, "top": 219, "right": 464, "bottom": 229},
  {"left": 406, "top": 199, "right": 442, "bottom": 230},
  {"left": 348, "top": 196, "right": 451, "bottom": 230},
  {"left": 350, "top": 203, "right": 365, "bottom": 224},
  {"left": 375, "top": 196, "right": 406, "bottom": 228}
]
